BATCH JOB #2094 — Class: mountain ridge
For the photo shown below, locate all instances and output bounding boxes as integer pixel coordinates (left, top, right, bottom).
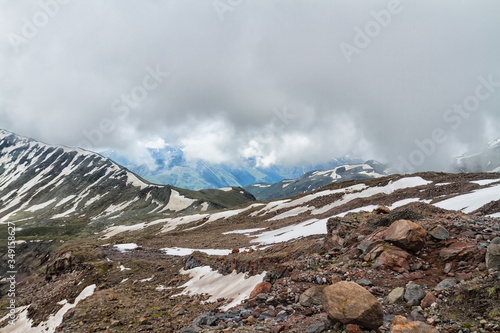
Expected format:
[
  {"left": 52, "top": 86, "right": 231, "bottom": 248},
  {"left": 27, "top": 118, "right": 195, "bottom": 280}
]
[{"left": 0, "top": 129, "right": 254, "bottom": 226}]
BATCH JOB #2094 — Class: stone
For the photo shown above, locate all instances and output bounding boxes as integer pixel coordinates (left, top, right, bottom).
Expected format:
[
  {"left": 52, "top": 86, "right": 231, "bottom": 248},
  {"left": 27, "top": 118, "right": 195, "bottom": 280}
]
[
  {"left": 434, "top": 279, "right": 456, "bottom": 291},
  {"left": 429, "top": 225, "right": 450, "bottom": 240},
  {"left": 420, "top": 292, "right": 436, "bottom": 309},
  {"left": 384, "top": 220, "right": 427, "bottom": 252},
  {"left": 250, "top": 282, "right": 272, "bottom": 298},
  {"left": 307, "top": 322, "right": 326, "bottom": 333},
  {"left": 299, "top": 286, "right": 326, "bottom": 307},
  {"left": 439, "top": 242, "right": 476, "bottom": 261},
  {"left": 486, "top": 237, "right": 500, "bottom": 271},
  {"left": 322, "top": 281, "right": 383, "bottom": 330},
  {"left": 180, "top": 327, "right": 197, "bottom": 333},
  {"left": 386, "top": 287, "right": 405, "bottom": 304},
  {"left": 372, "top": 246, "right": 410, "bottom": 273},
  {"left": 374, "top": 206, "right": 390, "bottom": 214},
  {"left": 390, "top": 315, "right": 438, "bottom": 333},
  {"left": 355, "top": 278, "right": 374, "bottom": 287},
  {"left": 404, "top": 281, "right": 425, "bottom": 306},
  {"left": 326, "top": 217, "right": 349, "bottom": 249},
  {"left": 346, "top": 324, "right": 362, "bottom": 333}
]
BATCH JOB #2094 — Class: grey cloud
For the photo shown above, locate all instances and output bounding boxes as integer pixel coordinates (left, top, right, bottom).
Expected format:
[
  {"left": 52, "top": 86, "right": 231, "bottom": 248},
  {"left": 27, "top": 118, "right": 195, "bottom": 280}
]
[{"left": 1, "top": 0, "right": 499, "bottom": 171}]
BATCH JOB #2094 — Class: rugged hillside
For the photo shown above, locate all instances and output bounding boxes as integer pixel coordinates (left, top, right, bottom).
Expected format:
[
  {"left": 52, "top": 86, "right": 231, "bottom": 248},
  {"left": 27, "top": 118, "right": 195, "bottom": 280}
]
[
  {"left": 2, "top": 171, "right": 500, "bottom": 332},
  {"left": 244, "top": 160, "right": 387, "bottom": 201},
  {"left": 454, "top": 138, "right": 500, "bottom": 172},
  {"left": 0, "top": 130, "right": 254, "bottom": 226},
  {"left": 101, "top": 148, "right": 363, "bottom": 190}
]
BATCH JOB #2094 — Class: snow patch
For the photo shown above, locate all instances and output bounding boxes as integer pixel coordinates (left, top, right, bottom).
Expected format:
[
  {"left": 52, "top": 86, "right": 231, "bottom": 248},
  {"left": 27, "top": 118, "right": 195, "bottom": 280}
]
[
  {"left": 0, "top": 284, "right": 96, "bottom": 333},
  {"left": 114, "top": 243, "right": 138, "bottom": 252},
  {"left": 177, "top": 266, "right": 266, "bottom": 311},
  {"left": 250, "top": 218, "right": 328, "bottom": 245},
  {"left": 433, "top": 184, "right": 500, "bottom": 213},
  {"left": 471, "top": 179, "right": 500, "bottom": 186}
]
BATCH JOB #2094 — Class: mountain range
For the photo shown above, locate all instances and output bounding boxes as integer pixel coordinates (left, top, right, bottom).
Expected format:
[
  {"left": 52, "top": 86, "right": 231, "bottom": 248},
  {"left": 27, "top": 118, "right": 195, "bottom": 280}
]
[
  {"left": 454, "top": 138, "right": 500, "bottom": 173},
  {"left": 0, "top": 129, "right": 254, "bottom": 229},
  {"left": 243, "top": 160, "right": 388, "bottom": 200},
  {"left": 100, "top": 148, "right": 364, "bottom": 191}
]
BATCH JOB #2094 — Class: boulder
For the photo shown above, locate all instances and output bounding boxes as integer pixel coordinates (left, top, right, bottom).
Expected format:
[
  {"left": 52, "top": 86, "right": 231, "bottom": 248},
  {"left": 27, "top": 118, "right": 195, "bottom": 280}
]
[
  {"left": 386, "top": 287, "right": 405, "bottom": 304},
  {"left": 374, "top": 206, "right": 390, "bottom": 214},
  {"left": 250, "top": 282, "right": 272, "bottom": 298},
  {"left": 384, "top": 220, "right": 427, "bottom": 252},
  {"left": 404, "top": 281, "right": 425, "bottom": 306},
  {"left": 299, "top": 286, "right": 326, "bottom": 307},
  {"left": 486, "top": 237, "right": 500, "bottom": 271},
  {"left": 322, "top": 281, "right": 383, "bottom": 330},
  {"left": 390, "top": 315, "right": 438, "bottom": 333},
  {"left": 434, "top": 278, "right": 456, "bottom": 291},
  {"left": 372, "top": 245, "right": 410, "bottom": 273},
  {"left": 429, "top": 225, "right": 450, "bottom": 240}
]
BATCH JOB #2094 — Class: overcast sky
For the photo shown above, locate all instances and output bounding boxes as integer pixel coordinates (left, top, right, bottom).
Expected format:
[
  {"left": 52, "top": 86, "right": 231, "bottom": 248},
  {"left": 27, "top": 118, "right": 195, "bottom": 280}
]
[{"left": 1, "top": 0, "right": 499, "bottom": 171}]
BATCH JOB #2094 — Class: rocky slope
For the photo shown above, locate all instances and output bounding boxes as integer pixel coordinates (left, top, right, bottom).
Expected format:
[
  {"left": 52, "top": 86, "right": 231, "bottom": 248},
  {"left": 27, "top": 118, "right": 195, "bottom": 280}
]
[
  {"left": 244, "top": 160, "right": 388, "bottom": 201},
  {"left": 0, "top": 129, "right": 254, "bottom": 226},
  {"left": 1, "top": 171, "right": 500, "bottom": 332}
]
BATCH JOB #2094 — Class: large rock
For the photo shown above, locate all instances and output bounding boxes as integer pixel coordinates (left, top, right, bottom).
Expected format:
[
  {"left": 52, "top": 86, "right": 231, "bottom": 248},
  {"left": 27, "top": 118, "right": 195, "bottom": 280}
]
[
  {"left": 300, "top": 286, "right": 326, "bottom": 307},
  {"left": 486, "top": 237, "right": 500, "bottom": 271},
  {"left": 390, "top": 315, "right": 438, "bottom": 333},
  {"left": 372, "top": 245, "right": 410, "bottom": 273},
  {"left": 322, "top": 281, "right": 383, "bottom": 330},
  {"left": 250, "top": 282, "right": 272, "bottom": 298},
  {"left": 404, "top": 281, "right": 425, "bottom": 306},
  {"left": 384, "top": 220, "right": 427, "bottom": 252}
]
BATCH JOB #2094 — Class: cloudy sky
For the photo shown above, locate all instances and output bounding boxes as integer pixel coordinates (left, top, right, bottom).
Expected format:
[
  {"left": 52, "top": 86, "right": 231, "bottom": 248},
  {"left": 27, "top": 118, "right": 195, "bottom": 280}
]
[{"left": 1, "top": 0, "right": 499, "bottom": 171}]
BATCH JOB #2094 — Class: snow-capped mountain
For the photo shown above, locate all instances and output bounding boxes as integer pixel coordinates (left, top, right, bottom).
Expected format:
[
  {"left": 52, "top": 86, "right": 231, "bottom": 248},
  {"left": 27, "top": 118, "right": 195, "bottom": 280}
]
[
  {"left": 0, "top": 130, "right": 254, "bottom": 223},
  {"left": 454, "top": 138, "right": 500, "bottom": 173},
  {"left": 244, "top": 160, "right": 388, "bottom": 200},
  {"left": 100, "top": 148, "right": 363, "bottom": 190}
]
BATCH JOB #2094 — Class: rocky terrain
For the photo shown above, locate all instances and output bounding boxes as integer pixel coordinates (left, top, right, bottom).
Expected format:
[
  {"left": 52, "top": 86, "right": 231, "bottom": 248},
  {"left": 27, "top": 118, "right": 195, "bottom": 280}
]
[{"left": 1, "top": 170, "right": 500, "bottom": 332}]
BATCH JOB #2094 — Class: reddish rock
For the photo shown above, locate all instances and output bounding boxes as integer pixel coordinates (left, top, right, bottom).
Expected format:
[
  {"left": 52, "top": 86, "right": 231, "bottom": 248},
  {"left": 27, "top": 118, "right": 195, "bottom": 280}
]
[
  {"left": 420, "top": 292, "right": 436, "bottom": 309},
  {"left": 374, "top": 206, "right": 391, "bottom": 214},
  {"left": 439, "top": 242, "right": 476, "bottom": 261},
  {"left": 372, "top": 246, "right": 410, "bottom": 273},
  {"left": 384, "top": 220, "right": 427, "bottom": 252},
  {"left": 390, "top": 315, "right": 438, "bottom": 332},
  {"left": 346, "top": 324, "right": 363, "bottom": 333},
  {"left": 271, "top": 325, "right": 287, "bottom": 333},
  {"left": 243, "top": 316, "right": 257, "bottom": 325},
  {"left": 250, "top": 282, "right": 272, "bottom": 298},
  {"left": 231, "top": 248, "right": 239, "bottom": 254}
]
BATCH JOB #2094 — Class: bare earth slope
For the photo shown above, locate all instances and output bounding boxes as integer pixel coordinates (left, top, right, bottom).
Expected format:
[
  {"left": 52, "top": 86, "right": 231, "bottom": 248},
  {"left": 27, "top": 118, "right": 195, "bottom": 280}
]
[{"left": 1, "top": 171, "right": 500, "bottom": 332}]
